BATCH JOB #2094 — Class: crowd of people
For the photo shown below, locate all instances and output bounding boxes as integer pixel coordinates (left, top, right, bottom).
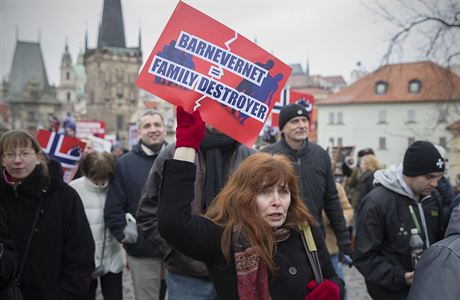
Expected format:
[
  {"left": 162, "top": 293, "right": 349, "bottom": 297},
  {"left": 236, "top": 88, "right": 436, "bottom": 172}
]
[{"left": 0, "top": 103, "right": 458, "bottom": 300}]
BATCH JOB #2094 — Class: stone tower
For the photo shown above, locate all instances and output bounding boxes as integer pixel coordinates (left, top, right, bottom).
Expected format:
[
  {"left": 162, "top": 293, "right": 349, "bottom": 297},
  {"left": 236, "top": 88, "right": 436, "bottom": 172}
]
[
  {"left": 5, "top": 40, "right": 60, "bottom": 131},
  {"left": 84, "top": 0, "right": 142, "bottom": 142}
]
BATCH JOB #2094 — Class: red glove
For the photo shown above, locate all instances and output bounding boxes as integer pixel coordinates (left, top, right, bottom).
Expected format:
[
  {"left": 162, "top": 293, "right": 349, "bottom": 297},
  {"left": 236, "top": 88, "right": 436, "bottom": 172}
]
[
  {"left": 175, "top": 106, "right": 205, "bottom": 151},
  {"left": 305, "top": 279, "right": 340, "bottom": 300}
]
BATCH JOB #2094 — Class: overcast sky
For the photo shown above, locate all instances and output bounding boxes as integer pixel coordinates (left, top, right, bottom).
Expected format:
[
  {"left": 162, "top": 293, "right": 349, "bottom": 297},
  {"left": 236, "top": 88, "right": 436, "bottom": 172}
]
[{"left": 0, "top": 0, "right": 425, "bottom": 86}]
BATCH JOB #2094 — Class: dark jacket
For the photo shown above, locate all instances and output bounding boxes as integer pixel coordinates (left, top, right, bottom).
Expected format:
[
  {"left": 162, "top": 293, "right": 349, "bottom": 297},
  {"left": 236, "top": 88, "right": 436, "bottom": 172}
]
[
  {"left": 104, "top": 141, "right": 166, "bottom": 257},
  {"left": 157, "top": 159, "right": 344, "bottom": 300},
  {"left": 0, "top": 206, "right": 17, "bottom": 291},
  {"left": 262, "top": 138, "right": 351, "bottom": 254},
  {"left": 408, "top": 204, "right": 460, "bottom": 300},
  {"left": 435, "top": 176, "right": 454, "bottom": 209},
  {"left": 0, "top": 162, "right": 95, "bottom": 300},
  {"left": 137, "top": 142, "right": 255, "bottom": 277},
  {"left": 354, "top": 165, "right": 447, "bottom": 300},
  {"left": 347, "top": 169, "right": 375, "bottom": 210}
]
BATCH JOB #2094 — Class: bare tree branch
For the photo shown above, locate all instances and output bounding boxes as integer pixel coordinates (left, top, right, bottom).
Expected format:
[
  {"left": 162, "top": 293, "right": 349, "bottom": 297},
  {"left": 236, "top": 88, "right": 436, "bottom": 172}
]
[{"left": 367, "top": 0, "right": 460, "bottom": 68}]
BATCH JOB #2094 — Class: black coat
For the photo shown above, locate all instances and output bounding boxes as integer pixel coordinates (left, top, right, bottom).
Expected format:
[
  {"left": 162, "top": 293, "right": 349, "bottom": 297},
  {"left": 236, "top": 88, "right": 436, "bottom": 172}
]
[
  {"left": 158, "top": 159, "right": 344, "bottom": 300},
  {"left": 354, "top": 185, "right": 446, "bottom": 300},
  {"left": 262, "top": 139, "right": 351, "bottom": 254},
  {"left": 104, "top": 142, "right": 166, "bottom": 257},
  {"left": 0, "top": 206, "right": 17, "bottom": 291},
  {"left": 0, "top": 162, "right": 95, "bottom": 300}
]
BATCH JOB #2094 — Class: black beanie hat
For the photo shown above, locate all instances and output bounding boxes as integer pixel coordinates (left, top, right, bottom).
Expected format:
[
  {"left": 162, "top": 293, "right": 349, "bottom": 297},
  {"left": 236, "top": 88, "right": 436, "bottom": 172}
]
[
  {"left": 278, "top": 103, "right": 310, "bottom": 130},
  {"left": 403, "top": 141, "right": 445, "bottom": 177},
  {"left": 358, "top": 148, "right": 375, "bottom": 158}
]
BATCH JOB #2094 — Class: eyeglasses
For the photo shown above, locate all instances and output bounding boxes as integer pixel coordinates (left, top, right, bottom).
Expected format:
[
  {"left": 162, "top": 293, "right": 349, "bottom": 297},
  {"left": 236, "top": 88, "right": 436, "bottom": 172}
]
[{"left": 3, "top": 150, "right": 37, "bottom": 160}]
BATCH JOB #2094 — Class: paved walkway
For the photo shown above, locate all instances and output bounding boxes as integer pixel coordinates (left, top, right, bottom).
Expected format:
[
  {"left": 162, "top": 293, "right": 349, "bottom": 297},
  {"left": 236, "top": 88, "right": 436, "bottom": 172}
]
[
  {"left": 344, "top": 266, "right": 372, "bottom": 300},
  {"left": 98, "top": 265, "right": 371, "bottom": 300}
]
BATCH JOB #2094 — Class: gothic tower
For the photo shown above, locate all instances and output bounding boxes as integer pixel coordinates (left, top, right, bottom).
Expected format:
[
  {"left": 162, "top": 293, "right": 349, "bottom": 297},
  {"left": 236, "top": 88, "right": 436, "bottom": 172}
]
[
  {"left": 84, "top": 0, "right": 142, "bottom": 142},
  {"left": 5, "top": 40, "right": 60, "bottom": 131}
]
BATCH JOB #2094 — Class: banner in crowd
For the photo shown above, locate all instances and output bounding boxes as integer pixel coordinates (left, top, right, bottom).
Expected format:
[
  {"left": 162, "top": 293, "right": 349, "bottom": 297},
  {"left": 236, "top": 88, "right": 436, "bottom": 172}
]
[
  {"left": 87, "top": 135, "right": 112, "bottom": 153},
  {"left": 36, "top": 129, "right": 86, "bottom": 183},
  {"left": 271, "top": 88, "right": 315, "bottom": 127},
  {"left": 76, "top": 121, "right": 107, "bottom": 139},
  {"left": 136, "top": 1, "right": 292, "bottom": 146},
  {"left": 128, "top": 123, "right": 138, "bottom": 150}
]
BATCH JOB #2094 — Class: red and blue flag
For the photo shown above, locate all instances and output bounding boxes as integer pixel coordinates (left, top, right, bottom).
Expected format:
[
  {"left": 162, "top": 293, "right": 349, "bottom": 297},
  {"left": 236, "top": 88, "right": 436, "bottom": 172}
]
[{"left": 36, "top": 129, "right": 86, "bottom": 182}]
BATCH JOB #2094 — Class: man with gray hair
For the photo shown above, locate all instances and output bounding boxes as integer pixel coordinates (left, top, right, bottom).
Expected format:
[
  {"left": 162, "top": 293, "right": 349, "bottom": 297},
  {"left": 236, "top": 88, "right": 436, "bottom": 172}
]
[{"left": 105, "top": 110, "right": 167, "bottom": 300}]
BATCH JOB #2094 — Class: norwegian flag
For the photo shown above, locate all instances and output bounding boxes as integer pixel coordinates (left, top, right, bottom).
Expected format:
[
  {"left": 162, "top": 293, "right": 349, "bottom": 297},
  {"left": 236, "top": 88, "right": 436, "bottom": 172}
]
[
  {"left": 271, "top": 88, "right": 314, "bottom": 128},
  {"left": 36, "top": 129, "right": 86, "bottom": 183}
]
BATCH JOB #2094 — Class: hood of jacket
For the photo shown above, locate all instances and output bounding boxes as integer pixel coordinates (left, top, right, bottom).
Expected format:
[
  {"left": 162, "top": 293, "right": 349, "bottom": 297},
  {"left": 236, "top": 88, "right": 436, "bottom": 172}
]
[
  {"left": 373, "top": 164, "right": 416, "bottom": 200},
  {"left": 446, "top": 205, "right": 460, "bottom": 237}
]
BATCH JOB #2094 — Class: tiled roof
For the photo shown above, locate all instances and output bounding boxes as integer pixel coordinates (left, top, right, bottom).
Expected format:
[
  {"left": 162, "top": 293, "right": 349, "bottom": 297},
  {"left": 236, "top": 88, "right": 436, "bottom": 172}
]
[
  {"left": 322, "top": 75, "right": 346, "bottom": 85},
  {"left": 318, "top": 61, "right": 460, "bottom": 105},
  {"left": 289, "top": 63, "right": 304, "bottom": 75}
]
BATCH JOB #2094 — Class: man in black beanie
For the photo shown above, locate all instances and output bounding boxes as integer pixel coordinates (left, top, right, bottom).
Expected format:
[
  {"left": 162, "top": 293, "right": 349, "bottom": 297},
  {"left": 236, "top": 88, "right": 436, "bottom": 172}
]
[
  {"left": 262, "top": 103, "right": 353, "bottom": 266},
  {"left": 354, "top": 140, "right": 449, "bottom": 300}
]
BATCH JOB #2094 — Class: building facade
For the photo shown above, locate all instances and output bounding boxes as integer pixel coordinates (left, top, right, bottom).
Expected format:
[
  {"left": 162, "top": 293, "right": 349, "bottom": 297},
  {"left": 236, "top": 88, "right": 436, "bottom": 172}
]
[{"left": 317, "top": 61, "right": 460, "bottom": 182}]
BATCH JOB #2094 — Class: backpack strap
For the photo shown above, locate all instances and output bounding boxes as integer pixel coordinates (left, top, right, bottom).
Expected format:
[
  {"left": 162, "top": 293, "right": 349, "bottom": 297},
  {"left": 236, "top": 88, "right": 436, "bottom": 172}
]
[{"left": 299, "top": 222, "right": 323, "bottom": 284}]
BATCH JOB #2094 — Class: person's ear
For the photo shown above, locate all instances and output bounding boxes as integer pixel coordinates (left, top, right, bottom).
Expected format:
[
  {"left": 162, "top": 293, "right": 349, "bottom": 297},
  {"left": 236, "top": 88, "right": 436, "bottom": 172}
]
[{"left": 37, "top": 152, "right": 45, "bottom": 165}]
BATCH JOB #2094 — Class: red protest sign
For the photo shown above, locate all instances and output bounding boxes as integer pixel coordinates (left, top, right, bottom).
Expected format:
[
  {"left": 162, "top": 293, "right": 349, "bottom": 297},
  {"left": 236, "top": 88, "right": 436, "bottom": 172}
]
[
  {"left": 271, "top": 89, "right": 315, "bottom": 127},
  {"left": 136, "top": 1, "right": 292, "bottom": 147}
]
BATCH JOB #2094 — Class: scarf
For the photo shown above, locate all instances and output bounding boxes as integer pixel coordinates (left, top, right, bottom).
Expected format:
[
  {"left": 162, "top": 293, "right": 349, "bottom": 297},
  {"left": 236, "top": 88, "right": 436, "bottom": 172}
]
[
  {"left": 234, "top": 227, "right": 290, "bottom": 300},
  {"left": 200, "top": 130, "right": 239, "bottom": 208}
]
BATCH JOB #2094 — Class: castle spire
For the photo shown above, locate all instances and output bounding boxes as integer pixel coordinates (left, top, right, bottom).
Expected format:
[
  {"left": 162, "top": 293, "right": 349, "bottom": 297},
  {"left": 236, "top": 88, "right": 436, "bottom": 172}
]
[
  {"left": 306, "top": 57, "right": 310, "bottom": 77},
  {"left": 97, "top": 0, "right": 126, "bottom": 48},
  {"left": 138, "top": 21, "right": 142, "bottom": 50}
]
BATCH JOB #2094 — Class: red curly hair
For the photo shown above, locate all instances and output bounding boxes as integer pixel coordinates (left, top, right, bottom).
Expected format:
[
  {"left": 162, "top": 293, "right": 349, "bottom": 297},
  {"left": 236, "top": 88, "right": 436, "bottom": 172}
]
[{"left": 205, "top": 152, "right": 315, "bottom": 275}]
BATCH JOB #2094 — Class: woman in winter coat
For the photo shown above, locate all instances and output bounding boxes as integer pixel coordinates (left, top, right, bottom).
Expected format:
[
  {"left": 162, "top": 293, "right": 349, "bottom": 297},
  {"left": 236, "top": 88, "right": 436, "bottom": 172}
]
[
  {"left": 158, "top": 108, "right": 343, "bottom": 300},
  {"left": 70, "top": 151, "right": 124, "bottom": 300},
  {"left": 355, "top": 155, "right": 383, "bottom": 208},
  {"left": 0, "top": 129, "right": 95, "bottom": 300},
  {"left": 0, "top": 205, "right": 17, "bottom": 291}
]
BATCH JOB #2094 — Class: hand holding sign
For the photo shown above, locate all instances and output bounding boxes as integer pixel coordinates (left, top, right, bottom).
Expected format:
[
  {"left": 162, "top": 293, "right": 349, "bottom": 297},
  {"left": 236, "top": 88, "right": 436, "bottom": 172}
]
[
  {"left": 136, "top": 1, "right": 292, "bottom": 147},
  {"left": 175, "top": 107, "right": 205, "bottom": 151}
]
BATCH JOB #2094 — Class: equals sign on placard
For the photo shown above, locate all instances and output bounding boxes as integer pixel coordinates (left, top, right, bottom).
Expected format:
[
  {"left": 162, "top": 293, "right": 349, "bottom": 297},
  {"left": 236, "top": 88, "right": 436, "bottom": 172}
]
[{"left": 209, "top": 66, "right": 223, "bottom": 79}]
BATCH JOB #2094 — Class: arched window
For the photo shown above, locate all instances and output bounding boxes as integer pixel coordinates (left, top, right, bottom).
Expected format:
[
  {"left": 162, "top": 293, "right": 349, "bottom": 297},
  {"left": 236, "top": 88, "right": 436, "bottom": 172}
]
[{"left": 375, "top": 81, "right": 388, "bottom": 95}]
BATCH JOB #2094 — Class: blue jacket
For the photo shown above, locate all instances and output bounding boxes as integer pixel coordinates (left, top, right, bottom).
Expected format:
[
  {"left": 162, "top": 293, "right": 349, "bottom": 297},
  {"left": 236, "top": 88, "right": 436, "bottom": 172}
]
[{"left": 104, "top": 141, "right": 166, "bottom": 257}]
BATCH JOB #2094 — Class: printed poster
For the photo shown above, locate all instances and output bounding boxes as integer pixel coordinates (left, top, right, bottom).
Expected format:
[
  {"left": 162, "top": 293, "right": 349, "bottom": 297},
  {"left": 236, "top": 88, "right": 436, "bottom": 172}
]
[{"left": 136, "top": 1, "right": 292, "bottom": 146}]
